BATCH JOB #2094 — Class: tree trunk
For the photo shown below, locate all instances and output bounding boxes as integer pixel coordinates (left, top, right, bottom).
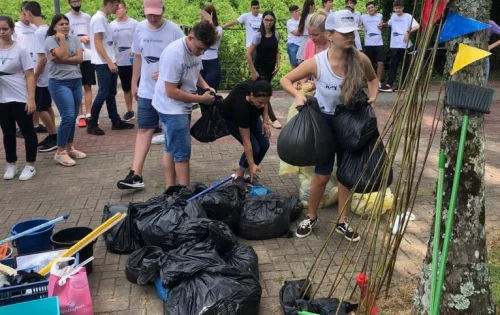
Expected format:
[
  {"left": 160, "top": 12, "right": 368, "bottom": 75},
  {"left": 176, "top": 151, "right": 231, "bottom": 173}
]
[{"left": 413, "top": 0, "right": 495, "bottom": 314}]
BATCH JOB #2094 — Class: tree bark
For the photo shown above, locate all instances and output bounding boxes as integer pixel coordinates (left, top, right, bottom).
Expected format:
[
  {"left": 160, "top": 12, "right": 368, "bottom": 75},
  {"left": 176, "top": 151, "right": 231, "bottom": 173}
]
[{"left": 413, "top": 0, "right": 495, "bottom": 314}]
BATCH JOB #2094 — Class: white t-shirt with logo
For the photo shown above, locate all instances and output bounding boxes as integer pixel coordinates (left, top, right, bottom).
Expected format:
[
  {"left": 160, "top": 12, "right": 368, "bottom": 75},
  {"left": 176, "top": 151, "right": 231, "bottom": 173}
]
[
  {"left": 132, "top": 19, "right": 184, "bottom": 100},
  {"left": 0, "top": 43, "right": 34, "bottom": 103},
  {"left": 90, "top": 10, "right": 116, "bottom": 65},
  {"left": 286, "top": 18, "right": 301, "bottom": 45},
  {"left": 13, "top": 21, "right": 37, "bottom": 63},
  {"left": 34, "top": 24, "right": 50, "bottom": 87},
  {"left": 201, "top": 26, "right": 223, "bottom": 61},
  {"left": 237, "top": 12, "right": 262, "bottom": 48},
  {"left": 66, "top": 11, "right": 92, "bottom": 61},
  {"left": 153, "top": 37, "right": 203, "bottom": 115},
  {"left": 110, "top": 17, "right": 138, "bottom": 66},
  {"left": 388, "top": 13, "right": 419, "bottom": 49},
  {"left": 361, "top": 13, "right": 384, "bottom": 47}
]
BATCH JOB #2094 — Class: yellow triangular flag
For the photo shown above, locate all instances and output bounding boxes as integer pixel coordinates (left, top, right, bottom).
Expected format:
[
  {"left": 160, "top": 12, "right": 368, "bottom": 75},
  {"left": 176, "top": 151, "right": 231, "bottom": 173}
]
[{"left": 451, "top": 43, "right": 491, "bottom": 75}]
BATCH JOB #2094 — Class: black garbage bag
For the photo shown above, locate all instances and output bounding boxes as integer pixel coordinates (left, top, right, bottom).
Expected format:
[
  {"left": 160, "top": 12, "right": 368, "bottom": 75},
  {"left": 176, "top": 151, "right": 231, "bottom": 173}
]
[
  {"left": 125, "top": 246, "right": 165, "bottom": 285},
  {"left": 337, "top": 134, "right": 393, "bottom": 193},
  {"left": 135, "top": 196, "right": 207, "bottom": 246},
  {"left": 164, "top": 183, "right": 208, "bottom": 206},
  {"left": 184, "top": 185, "right": 246, "bottom": 231},
  {"left": 277, "top": 96, "right": 335, "bottom": 167},
  {"left": 279, "top": 280, "right": 357, "bottom": 315},
  {"left": 102, "top": 204, "right": 144, "bottom": 254},
  {"left": 163, "top": 218, "right": 237, "bottom": 254},
  {"left": 239, "top": 195, "right": 291, "bottom": 240},
  {"left": 223, "top": 243, "right": 259, "bottom": 278},
  {"left": 332, "top": 91, "right": 378, "bottom": 153},
  {"left": 166, "top": 265, "right": 262, "bottom": 315},
  {"left": 191, "top": 95, "right": 230, "bottom": 143},
  {"left": 285, "top": 196, "right": 304, "bottom": 222}
]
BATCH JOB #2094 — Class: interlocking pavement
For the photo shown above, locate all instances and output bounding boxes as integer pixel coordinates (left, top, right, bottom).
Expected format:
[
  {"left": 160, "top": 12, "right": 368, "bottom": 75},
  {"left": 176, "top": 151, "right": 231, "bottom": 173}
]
[{"left": 1, "top": 82, "right": 500, "bottom": 314}]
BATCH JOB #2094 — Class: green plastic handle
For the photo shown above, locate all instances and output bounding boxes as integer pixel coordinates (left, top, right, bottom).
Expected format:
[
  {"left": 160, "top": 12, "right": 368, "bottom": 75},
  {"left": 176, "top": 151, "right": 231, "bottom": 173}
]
[
  {"left": 433, "top": 113, "right": 470, "bottom": 312},
  {"left": 298, "top": 312, "right": 321, "bottom": 315}
]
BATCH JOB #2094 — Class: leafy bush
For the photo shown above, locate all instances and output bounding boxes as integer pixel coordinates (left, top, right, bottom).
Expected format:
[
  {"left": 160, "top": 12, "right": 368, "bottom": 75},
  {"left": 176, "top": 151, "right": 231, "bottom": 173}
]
[{"left": 2, "top": 0, "right": 374, "bottom": 89}]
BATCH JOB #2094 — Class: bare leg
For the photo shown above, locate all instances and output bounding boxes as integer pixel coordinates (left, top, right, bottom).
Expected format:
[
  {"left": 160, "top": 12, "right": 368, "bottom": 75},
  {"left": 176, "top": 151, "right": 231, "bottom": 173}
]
[
  {"left": 38, "top": 111, "right": 57, "bottom": 135},
  {"left": 306, "top": 174, "right": 331, "bottom": 220},
  {"left": 162, "top": 152, "right": 176, "bottom": 188},
  {"left": 175, "top": 161, "right": 190, "bottom": 186},
  {"left": 337, "top": 183, "right": 352, "bottom": 224},
  {"left": 84, "top": 85, "right": 92, "bottom": 115},
  {"left": 132, "top": 129, "right": 155, "bottom": 176},
  {"left": 124, "top": 91, "right": 133, "bottom": 113},
  {"left": 32, "top": 112, "right": 40, "bottom": 127}
]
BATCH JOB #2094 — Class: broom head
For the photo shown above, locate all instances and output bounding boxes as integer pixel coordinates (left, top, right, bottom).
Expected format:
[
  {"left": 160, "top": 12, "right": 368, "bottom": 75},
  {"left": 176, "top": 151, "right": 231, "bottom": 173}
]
[{"left": 445, "top": 81, "right": 494, "bottom": 114}]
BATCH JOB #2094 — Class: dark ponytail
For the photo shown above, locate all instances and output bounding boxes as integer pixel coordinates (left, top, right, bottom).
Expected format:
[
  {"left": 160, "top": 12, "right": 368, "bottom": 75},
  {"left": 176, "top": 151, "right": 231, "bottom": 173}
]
[{"left": 46, "top": 14, "right": 69, "bottom": 37}]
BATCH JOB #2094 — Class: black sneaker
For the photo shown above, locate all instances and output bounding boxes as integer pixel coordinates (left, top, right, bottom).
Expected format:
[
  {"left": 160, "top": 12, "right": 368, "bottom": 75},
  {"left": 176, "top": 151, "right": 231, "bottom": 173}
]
[
  {"left": 379, "top": 84, "right": 393, "bottom": 93},
  {"left": 153, "top": 126, "right": 162, "bottom": 134},
  {"left": 38, "top": 135, "right": 49, "bottom": 147},
  {"left": 117, "top": 170, "right": 145, "bottom": 190},
  {"left": 296, "top": 216, "right": 317, "bottom": 238},
  {"left": 123, "top": 111, "right": 135, "bottom": 121},
  {"left": 38, "top": 138, "right": 57, "bottom": 152},
  {"left": 34, "top": 125, "right": 48, "bottom": 133},
  {"left": 335, "top": 221, "right": 360, "bottom": 242},
  {"left": 87, "top": 125, "right": 105, "bottom": 136},
  {"left": 112, "top": 120, "right": 134, "bottom": 130}
]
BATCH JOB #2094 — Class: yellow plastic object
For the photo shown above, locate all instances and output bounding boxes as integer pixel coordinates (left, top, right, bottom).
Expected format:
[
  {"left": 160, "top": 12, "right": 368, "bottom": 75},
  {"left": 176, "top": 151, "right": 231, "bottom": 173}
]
[
  {"left": 38, "top": 212, "right": 126, "bottom": 276},
  {"left": 351, "top": 188, "right": 393, "bottom": 217},
  {"left": 451, "top": 43, "right": 491, "bottom": 75},
  {"left": 298, "top": 166, "right": 339, "bottom": 209},
  {"left": 278, "top": 82, "right": 316, "bottom": 176}
]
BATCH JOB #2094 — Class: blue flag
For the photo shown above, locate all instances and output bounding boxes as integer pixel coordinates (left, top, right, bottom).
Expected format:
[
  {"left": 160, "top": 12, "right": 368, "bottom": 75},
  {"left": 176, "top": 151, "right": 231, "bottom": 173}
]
[{"left": 439, "top": 12, "right": 490, "bottom": 43}]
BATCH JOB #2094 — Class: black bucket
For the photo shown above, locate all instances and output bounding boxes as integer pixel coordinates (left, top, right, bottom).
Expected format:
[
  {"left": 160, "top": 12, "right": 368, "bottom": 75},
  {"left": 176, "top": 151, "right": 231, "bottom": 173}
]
[{"left": 50, "top": 227, "right": 96, "bottom": 274}]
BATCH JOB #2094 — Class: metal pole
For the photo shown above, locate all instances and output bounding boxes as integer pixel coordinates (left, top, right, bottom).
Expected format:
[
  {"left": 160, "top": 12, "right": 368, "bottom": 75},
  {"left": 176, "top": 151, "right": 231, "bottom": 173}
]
[{"left": 54, "top": 0, "right": 60, "bottom": 14}]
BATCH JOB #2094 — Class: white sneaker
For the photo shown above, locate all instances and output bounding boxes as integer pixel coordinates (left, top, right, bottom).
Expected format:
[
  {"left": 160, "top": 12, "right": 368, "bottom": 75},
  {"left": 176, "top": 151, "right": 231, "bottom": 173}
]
[
  {"left": 3, "top": 164, "right": 18, "bottom": 180},
  {"left": 19, "top": 165, "right": 36, "bottom": 181},
  {"left": 152, "top": 134, "right": 165, "bottom": 145}
]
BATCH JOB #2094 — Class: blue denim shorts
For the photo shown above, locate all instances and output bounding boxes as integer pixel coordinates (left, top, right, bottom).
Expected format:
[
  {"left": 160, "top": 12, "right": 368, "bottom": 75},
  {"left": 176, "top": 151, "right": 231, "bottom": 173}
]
[
  {"left": 137, "top": 97, "right": 159, "bottom": 129},
  {"left": 287, "top": 43, "right": 300, "bottom": 67},
  {"left": 158, "top": 113, "right": 191, "bottom": 162}
]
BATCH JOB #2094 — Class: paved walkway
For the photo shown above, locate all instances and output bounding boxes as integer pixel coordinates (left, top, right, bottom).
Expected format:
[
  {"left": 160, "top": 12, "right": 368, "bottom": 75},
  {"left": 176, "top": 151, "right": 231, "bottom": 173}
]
[{"left": 1, "top": 83, "right": 500, "bottom": 315}]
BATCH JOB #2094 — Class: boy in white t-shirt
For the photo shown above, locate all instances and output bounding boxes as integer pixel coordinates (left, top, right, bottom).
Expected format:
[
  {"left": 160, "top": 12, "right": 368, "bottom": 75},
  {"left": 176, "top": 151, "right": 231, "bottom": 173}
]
[
  {"left": 286, "top": 5, "right": 301, "bottom": 69},
  {"left": 66, "top": 0, "right": 94, "bottom": 127},
  {"left": 110, "top": 1, "right": 138, "bottom": 122},
  {"left": 379, "top": 0, "right": 419, "bottom": 92},
  {"left": 88, "top": 0, "right": 134, "bottom": 135},
  {"left": 152, "top": 20, "right": 217, "bottom": 188},
  {"left": 222, "top": 0, "right": 262, "bottom": 59},
  {"left": 361, "top": 1, "right": 385, "bottom": 84},
  {"left": 345, "top": 0, "right": 363, "bottom": 51}
]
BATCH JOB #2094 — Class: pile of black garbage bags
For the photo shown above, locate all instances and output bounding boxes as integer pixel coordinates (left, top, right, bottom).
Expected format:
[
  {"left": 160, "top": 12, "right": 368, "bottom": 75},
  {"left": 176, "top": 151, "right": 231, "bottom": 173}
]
[
  {"left": 102, "top": 184, "right": 303, "bottom": 314},
  {"left": 278, "top": 91, "right": 393, "bottom": 193}
]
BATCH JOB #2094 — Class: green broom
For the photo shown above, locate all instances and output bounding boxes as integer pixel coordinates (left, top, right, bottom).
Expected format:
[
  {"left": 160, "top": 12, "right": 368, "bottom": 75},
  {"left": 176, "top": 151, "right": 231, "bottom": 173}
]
[{"left": 432, "top": 81, "right": 494, "bottom": 314}]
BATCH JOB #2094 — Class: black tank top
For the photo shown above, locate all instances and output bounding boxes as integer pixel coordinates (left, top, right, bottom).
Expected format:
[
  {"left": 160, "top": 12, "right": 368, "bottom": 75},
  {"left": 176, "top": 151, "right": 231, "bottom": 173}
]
[{"left": 255, "top": 32, "right": 278, "bottom": 67}]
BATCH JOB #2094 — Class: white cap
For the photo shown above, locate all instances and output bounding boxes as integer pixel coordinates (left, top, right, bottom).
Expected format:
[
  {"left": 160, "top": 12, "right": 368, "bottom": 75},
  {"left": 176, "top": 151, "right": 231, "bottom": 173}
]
[{"left": 325, "top": 10, "right": 359, "bottom": 33}]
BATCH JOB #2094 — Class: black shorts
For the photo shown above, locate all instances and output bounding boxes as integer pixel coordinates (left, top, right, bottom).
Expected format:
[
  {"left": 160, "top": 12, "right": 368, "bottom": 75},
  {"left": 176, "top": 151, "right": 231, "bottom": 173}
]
[
  {"left": 80, "top": 60, "right": 96, "bottom": 86},
  {"left": 118, "top": 65, "right": 133, "bottom": 92},
  {"left": 35, "top": 86, "right": 52, "bottom": 112},
  {"left": 364, "top": 46, "right": 385, "bottom": 64}
]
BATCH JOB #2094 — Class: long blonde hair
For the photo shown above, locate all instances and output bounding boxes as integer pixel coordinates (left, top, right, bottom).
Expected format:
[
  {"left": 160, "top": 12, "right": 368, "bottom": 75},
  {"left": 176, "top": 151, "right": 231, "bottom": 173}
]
[
  {"left": 307, "top": 9, "right": 328, "bottom": 31},
  {"left": 341, "top": 48, "right": 364, "bottom": 106}
]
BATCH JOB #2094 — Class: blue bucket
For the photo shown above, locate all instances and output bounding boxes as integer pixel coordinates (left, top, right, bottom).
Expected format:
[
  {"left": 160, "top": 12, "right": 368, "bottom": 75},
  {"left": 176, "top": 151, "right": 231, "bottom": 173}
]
[{"left": 11, "top": 219, "right": 54, "bottom": 255}]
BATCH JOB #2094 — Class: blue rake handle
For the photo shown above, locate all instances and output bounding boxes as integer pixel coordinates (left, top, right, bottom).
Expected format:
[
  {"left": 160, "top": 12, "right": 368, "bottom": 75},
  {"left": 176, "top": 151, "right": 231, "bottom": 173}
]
[
  {"left": 187, "top": 175, "right": 236, "bottom": 202},
  {"left": 0, "top": 214, "right": 69, "bottom": 245}
]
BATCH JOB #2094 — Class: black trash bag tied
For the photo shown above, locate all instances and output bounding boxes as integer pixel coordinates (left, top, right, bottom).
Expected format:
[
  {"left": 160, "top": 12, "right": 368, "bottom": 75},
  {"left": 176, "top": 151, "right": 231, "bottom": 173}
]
[
  {"left": 102, "top": 204, "right": 144, "bottom": 254},
  {"left": 190, "top": 95, "right": 230, "bottom": 143},
  {"left": 277, "top": 95, "right": 335, "bottom": 167},
  {"left": 125, "top": 246, "right": 165, "bottom": 285}
]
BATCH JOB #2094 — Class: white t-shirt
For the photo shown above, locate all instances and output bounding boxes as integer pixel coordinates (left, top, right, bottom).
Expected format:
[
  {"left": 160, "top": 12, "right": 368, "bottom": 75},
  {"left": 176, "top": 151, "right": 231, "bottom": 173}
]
[
  {"left": 110, "top": 17, "right": 138, "bottom": 66},
  {"left": 286, "top": 18, "right": 301, "bottom": 45},
  {"left": 0, "top": 43, "right": 34, "bottom": 103},
  {"left": 353, "top": 11, "right": 363, "bottom": 51},
  {"left": 13, "top": 21, "right": 37, "bottom": 63},
  {"left": 152, "top": 37, "right": 202, "bottom": 115},
  {"left": 237, "top": 12, "right": 263, "bottom": 48},
  {"left": 66, "top": 11, "right": 92, "bottom": 61},
  {"left": 388, "top": 13, "right": 419, "bottom": 49},
  {"left": 34, "top": 24, "right": 50, "bottom": 87},
  {"left": 201, "top": 26, "right": 223, "bottom": 61},
  {"left": 90, "top": 10, "right": 116, "bottom": 65},
  {"left": 361, "top": 13, "right": 384, "bottom": 46},
  {"left": 132, "top": 19, "right": 184, "bottom": 100}
]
